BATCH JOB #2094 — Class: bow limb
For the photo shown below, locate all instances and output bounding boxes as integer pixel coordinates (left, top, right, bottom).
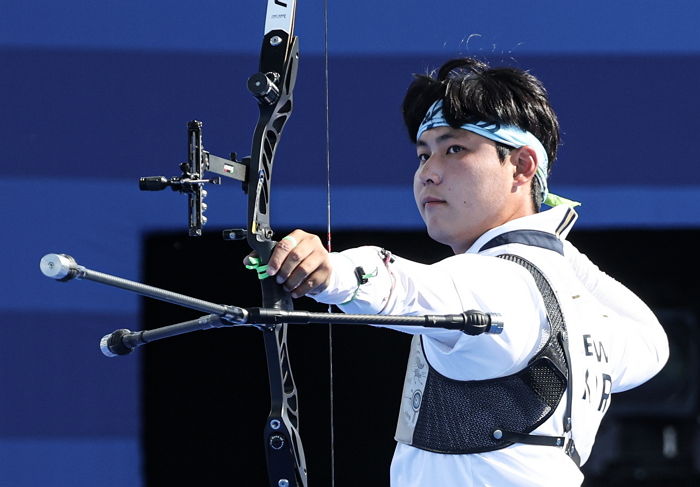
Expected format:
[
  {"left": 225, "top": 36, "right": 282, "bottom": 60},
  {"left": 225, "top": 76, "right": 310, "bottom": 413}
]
[{"left": 246, "top": 1, "right": 307, "bottom": 486}]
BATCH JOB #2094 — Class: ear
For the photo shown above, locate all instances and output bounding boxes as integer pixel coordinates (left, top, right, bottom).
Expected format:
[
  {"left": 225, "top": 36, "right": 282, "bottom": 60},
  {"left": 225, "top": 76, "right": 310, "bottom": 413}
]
[{"left": 511, "top": 146, "right": 538, "bottom": 187}]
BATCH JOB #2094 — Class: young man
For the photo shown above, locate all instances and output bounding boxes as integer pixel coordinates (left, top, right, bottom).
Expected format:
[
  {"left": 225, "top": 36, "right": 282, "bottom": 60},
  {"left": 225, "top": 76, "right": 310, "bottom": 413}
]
[{"left": 257, "top": 58, "right": 669, "bottom": 486}]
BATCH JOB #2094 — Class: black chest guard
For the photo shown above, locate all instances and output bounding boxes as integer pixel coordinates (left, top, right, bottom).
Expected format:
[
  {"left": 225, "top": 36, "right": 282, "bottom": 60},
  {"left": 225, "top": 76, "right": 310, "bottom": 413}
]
[{"left": 394, "top": 254, "right": 580, "bottom": 465}]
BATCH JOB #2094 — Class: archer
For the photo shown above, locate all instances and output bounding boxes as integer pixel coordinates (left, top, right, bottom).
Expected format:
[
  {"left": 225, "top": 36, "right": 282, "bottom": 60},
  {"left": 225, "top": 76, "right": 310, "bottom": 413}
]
[{"left": 258, "top": 57, "right": 669, "bottom": 487}]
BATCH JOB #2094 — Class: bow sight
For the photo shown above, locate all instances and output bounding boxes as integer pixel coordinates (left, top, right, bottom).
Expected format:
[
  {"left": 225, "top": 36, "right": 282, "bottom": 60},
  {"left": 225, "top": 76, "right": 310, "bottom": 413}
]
[{"left": 138, "top": 120, "right": 250, "bottom": 237}]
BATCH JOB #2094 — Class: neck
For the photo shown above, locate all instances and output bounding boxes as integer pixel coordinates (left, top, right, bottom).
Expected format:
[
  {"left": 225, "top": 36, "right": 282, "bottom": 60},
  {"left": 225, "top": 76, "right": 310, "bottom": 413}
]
[{"left": 451, "top": 204, "right": 536, "bottom": 254}]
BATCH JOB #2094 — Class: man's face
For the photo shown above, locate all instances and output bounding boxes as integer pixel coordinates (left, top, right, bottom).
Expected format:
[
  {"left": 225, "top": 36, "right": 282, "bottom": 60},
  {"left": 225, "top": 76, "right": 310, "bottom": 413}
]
[{"left": 413, "top": 126, "right": 520, "bottom": 254}]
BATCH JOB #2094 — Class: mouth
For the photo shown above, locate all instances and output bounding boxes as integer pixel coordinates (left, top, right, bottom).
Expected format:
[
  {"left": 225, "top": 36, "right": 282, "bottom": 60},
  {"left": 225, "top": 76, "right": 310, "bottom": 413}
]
[{"left": 422, "top": 197, "right": 447, "bottom": 209}]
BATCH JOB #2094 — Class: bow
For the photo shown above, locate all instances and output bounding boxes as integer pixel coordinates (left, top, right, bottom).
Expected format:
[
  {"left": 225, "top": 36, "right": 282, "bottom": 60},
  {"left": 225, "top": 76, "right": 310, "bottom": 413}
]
[
  {"left": 242, "top": 1, "right": 307, "bottom": 486},
  {"left": 94, "top": 1, "right": 306, "bottom": 483},
  {"left": 137, "top": 4, "right": 306, "bottom": 480}
]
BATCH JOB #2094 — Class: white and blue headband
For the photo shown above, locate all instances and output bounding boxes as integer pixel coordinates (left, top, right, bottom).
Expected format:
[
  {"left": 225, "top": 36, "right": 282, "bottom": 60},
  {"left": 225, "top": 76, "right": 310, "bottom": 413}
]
[{"left": 417, "top": 99, "right": 579, "bottom": 208}]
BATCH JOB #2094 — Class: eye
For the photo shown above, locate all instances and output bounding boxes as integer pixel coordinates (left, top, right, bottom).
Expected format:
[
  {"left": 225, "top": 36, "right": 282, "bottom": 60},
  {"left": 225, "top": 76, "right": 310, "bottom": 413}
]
[
  {"left": 417, "top": 152, "right": 430, "bottom": 165},
  {"left": 447, "top": 145, "right": 465, "bottom": 155}
]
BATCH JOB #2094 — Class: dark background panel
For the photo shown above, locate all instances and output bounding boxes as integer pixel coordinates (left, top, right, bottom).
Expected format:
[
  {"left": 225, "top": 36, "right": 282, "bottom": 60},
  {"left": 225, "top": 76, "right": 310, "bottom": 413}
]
[{"left": 142, "top": 228, "right": 699, "bottom": 486}]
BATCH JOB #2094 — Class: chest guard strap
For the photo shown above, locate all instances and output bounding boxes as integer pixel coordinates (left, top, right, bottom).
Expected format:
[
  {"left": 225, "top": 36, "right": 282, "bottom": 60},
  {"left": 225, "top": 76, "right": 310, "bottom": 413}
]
[{"left": 395, "top": 254, "right": 579, "bottom": 465}]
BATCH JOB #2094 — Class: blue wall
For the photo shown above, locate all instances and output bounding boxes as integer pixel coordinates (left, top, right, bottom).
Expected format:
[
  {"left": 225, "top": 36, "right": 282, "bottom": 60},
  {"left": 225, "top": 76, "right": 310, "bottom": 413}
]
[{"left": 3, "top": 0, "right": 700, "bottom": 484}]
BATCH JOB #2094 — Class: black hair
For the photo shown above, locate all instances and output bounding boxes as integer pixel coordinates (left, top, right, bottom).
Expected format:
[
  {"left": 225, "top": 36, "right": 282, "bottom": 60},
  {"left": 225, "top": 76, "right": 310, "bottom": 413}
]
[{"left": 403, "top": 58, "right": 560, "bottom": 210}]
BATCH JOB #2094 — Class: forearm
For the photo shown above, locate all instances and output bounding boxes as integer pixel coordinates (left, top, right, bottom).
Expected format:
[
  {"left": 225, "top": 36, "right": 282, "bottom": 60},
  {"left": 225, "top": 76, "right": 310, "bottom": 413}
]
[
  {"left": 309, "top": 247, "right": 469, "bottom": 342},
  {"left": 309, "top": 246, "right": 422, "bottom": 316}
]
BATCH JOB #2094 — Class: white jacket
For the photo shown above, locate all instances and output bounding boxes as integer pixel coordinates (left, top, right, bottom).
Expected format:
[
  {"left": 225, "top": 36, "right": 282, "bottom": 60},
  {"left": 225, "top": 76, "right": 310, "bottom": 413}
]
[{"left": 311, "top": 206, "right": 669, "bottom": 487}]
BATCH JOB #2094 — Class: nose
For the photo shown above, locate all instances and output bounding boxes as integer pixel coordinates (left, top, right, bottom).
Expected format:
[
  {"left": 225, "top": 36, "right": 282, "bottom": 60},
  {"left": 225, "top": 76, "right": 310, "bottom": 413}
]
[{"left": 417, "top": 155, "right": 442, "bottom": 185}]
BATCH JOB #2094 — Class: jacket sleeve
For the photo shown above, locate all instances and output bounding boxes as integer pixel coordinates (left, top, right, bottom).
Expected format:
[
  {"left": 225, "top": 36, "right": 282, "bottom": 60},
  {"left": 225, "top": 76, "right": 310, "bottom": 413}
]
[
  {"left": 563, "top": 241, "right": 669, "bottom": 391},
  {"left": 308, "top": 246, "right": 462, "bottom": 341},
  {"left": 309, "top": 246, "right": 546, "bottom": 379}
]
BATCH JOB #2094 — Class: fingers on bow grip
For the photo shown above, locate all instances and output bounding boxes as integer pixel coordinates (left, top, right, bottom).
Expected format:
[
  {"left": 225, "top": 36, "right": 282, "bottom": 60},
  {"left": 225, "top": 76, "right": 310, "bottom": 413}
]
[{"left": 246, "top": 234, "right": 300, "bottom": 280}]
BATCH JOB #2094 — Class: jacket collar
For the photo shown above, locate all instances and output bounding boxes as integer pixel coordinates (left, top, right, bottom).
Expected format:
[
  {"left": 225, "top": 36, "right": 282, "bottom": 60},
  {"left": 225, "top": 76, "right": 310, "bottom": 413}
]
[{"left": 467, "top": 206, "right": 578, "bottom": 256}]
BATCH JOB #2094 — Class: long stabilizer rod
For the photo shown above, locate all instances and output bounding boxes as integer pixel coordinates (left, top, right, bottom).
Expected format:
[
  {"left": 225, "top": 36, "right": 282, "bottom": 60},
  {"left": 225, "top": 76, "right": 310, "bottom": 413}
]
[{"left": 40, "top": 253, "right": 245, "bottom": 321}]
